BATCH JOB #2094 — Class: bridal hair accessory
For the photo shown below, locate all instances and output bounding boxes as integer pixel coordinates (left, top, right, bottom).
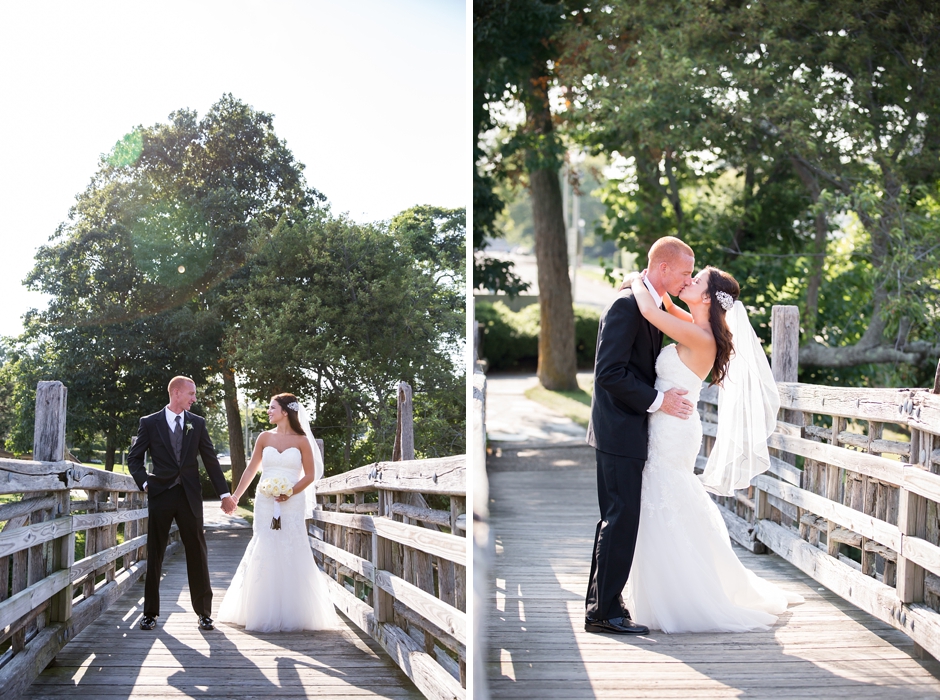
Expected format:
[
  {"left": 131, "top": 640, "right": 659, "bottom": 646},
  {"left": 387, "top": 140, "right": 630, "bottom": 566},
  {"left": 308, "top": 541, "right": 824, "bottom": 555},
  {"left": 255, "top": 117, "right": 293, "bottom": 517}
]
[
  {"left": 287, "top": 401, "right": 300, "bottom": 412},
  {"left": 258, "top": 476, "right": 293, "bottom": 529},
  {"left": 715, "top": 290, "right": 735, "bottom": 311},
  {"left": 699, "top": 300, "right": 780, "bottom": 496}
]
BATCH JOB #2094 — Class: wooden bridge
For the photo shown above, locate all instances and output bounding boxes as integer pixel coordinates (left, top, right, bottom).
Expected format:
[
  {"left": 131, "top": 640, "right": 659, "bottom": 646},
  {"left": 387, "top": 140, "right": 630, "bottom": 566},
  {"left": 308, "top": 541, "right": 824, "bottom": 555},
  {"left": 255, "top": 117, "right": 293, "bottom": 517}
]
[
  {"left": 475, "top": 304, "right": 940, "bottom": 699},
  {"left": 0, "top": 382, "right": 466, "bottom": 700}
]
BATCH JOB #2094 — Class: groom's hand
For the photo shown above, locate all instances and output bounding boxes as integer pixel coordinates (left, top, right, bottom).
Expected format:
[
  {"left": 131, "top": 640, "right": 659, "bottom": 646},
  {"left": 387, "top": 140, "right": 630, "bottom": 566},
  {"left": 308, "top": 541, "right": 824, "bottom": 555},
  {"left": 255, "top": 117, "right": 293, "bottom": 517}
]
[
  {"left": 220, "top": 496, "right": 237, "bottom": 515},
  {"left": 660, "top": 388, "right": 694, "bottom": 420}
]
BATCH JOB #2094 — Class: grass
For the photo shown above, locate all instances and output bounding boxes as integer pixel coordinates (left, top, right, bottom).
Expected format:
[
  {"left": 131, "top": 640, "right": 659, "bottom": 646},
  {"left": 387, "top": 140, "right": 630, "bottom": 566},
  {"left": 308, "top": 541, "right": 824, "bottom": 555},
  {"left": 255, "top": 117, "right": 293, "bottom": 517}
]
[
  {"left": 524, "top": 375, "right": 594, "bottom": 427},
  {"left": 576, "top": 266, "right": 618, "bottom": 287}
]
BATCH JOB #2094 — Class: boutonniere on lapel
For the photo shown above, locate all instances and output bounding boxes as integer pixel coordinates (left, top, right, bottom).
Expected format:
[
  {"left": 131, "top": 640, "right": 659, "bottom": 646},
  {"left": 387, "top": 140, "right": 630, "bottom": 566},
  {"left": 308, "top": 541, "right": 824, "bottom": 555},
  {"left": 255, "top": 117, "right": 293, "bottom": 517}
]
[{"left": 185, "top": 422, "right": 193, "bottom": 434}]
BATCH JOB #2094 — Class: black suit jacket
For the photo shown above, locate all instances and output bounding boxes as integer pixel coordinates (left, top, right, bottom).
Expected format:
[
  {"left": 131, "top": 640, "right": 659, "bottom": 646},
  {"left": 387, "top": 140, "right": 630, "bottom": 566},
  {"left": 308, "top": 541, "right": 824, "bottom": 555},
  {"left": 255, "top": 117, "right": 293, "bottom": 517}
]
[
  {"left": 586, "top": 288, "right": 663, "bottom": 459},
  {"left": 127, "top": 410, "right": 229, "bottom": 517}
]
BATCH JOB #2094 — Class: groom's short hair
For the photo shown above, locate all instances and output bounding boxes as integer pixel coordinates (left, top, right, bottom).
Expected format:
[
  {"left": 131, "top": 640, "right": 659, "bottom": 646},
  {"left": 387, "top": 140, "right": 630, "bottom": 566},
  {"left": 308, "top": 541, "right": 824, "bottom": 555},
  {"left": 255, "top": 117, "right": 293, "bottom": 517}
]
[
  {"left": 168, "top": 375, "right": 195, "bottom": 396},
  {"left": 649, "top": 236, "right": 693, "bottom": 265}
]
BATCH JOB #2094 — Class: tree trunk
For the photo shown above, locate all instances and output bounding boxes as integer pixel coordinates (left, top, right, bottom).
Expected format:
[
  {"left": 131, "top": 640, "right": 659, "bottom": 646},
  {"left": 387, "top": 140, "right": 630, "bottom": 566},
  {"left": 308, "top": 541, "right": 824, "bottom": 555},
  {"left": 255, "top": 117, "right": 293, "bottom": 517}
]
[
  {"left": 104, "top": 422, "right": 116, "bottom": 472},
  {"left": 790, "top": 155, "right": 828, "bottom": 340},
  {"left": 221, "top": 363, "right": 246, "bottom": 490},
  {"left": 731, "top": 161, "right": 755, "bottom": 254},
  {"left": 632, "top": 139, "right": 671, "bottom": 250},
  {"left": 527, "top": 67, "right": 577, "bottom": 391},
  {"left": 530, "top": 167, "right": 578, "bottom": 391},
  {"left": 341, "top": 399, "right": 354, "bottom": 468}
]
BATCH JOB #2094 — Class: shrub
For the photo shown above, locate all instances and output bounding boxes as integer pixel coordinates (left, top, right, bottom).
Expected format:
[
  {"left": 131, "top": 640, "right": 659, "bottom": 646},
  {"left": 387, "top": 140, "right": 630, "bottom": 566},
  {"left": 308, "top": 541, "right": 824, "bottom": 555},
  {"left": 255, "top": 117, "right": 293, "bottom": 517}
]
[
  {"left": 476, "top": 301, "right": 600, "bottom": 371},
  {"left": 475, "top": 301, "right": 537, "bottom": 370}
]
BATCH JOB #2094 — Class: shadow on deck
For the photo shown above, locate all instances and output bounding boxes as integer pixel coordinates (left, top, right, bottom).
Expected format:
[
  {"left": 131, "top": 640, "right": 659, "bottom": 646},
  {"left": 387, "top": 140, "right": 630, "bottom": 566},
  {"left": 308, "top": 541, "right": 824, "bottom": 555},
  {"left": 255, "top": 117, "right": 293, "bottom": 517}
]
[
  {"left": 23, "top": 526, "right": 422, "bottom": 699},
  {"left": 486, "top": 444, "right": 940, "bottom": 699}
]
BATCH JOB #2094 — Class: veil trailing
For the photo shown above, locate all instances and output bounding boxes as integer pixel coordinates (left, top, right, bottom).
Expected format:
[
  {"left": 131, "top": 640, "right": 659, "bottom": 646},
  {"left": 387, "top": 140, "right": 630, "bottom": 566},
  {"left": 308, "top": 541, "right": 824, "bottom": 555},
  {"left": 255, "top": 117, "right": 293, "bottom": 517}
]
[
  {"left": 295, "top": 403, "right": 323, "bottom": 519},
  {"left": 699, "top": 301, "right": 780, "bottom": 497}
]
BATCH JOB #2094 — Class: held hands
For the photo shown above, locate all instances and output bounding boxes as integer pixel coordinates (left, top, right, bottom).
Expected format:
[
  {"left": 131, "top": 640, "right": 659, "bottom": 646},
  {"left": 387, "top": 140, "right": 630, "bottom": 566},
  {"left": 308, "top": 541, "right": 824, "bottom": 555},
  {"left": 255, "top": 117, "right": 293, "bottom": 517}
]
[
  {"left": 660, "top": 388, "right": 694, "bottom": 420},
  {"left": 220, "top": 495, "right": 237, "bottom": 515}
]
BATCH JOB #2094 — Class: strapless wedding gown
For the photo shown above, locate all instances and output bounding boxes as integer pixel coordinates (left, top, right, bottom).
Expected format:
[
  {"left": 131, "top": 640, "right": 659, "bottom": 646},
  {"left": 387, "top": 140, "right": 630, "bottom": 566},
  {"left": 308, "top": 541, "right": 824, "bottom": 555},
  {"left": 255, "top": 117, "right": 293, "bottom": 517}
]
[
  {"left": 625, "top": 344, "right": 803, "bottom": 632},
  {"left": 218, "top": 446, "right": 337, "bottom": 632}
]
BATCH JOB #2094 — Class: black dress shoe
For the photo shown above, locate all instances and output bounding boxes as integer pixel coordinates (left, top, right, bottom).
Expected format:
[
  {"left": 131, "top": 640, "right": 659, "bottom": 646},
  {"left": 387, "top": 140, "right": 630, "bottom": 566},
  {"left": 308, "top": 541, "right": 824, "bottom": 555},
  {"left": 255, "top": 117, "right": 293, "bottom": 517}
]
[
  {"left": 198, "top": 615, "right": 215, "bottom": 631},
  {"left": 584, "top": 615, "right": 649, "bottom": 635},
  {"left": 140, "top": 615, "right": 157, "bottom": 630}
]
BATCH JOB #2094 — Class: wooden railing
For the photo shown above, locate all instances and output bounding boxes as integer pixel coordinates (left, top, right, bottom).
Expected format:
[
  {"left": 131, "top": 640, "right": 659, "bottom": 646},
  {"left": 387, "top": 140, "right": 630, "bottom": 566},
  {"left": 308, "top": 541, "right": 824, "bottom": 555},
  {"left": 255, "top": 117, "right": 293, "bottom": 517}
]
[
  {"left": 0, "top": 460, "right": 171, "bottom": 700},
  {"left": 0, "top": 380, "right": 169, "bottom": 700},
  {"left": 471, "top": 303, "right": 491, "bottom": 700},
  {"left": 312, "top": 454, "right": 467, "bottom": 700},
  {"left": 701, "top": 305, "right": 940, "bottom": 660}
]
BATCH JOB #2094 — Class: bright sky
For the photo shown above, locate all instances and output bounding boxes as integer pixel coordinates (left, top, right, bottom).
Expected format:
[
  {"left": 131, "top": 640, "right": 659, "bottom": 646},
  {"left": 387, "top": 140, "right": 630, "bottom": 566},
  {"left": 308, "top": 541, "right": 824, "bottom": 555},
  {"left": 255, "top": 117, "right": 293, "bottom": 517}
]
[{"left": 0, "top": 0, "right": 466, "bottom": 339}]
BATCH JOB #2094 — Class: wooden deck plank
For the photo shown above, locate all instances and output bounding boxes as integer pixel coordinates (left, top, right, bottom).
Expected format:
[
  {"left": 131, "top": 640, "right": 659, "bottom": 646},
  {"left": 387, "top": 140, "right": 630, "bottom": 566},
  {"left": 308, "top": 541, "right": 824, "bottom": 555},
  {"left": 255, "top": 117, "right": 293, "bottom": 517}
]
[
  {"left": 23, "top": 527, "right": 422, "bottom": 699},
  {"left": 486, "top": 457, "right": 940, "bottom": 699}
]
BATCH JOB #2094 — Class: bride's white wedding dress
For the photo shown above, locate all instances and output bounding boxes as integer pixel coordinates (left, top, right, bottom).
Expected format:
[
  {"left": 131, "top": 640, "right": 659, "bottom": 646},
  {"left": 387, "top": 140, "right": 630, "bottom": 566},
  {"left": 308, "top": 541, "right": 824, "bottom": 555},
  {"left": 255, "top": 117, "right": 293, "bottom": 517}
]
[
  {"left": 625, "top": 344, "right": 803, "bottom": 633},
  {"left": 218, "top": 446, "right": 337, "bottom": 632}
]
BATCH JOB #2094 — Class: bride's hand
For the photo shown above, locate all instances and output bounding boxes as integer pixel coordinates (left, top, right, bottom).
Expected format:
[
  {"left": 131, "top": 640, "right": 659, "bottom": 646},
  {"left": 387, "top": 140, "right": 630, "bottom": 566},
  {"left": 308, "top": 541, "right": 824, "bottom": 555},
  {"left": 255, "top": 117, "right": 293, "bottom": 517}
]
[{"left": 275, "top": 494, "right": 290, "bottom": 502}]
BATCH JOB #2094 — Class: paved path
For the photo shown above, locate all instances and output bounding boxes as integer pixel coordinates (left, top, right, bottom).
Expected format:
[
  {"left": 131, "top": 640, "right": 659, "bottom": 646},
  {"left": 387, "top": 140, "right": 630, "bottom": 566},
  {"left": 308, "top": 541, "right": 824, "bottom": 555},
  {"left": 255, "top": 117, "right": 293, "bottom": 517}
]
[
  {"left": 484, "top": 372, "right": 593, "bottom": 447},
  {"left": 23, "top": 521, "right": 421, "bottom": 699}
]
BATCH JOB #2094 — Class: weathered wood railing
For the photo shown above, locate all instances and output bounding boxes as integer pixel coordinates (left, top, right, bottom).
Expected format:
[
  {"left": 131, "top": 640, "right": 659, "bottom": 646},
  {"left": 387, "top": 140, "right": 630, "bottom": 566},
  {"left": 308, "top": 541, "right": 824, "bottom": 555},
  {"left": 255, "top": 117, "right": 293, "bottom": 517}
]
[
  {"left": 312, "top": 454, "right": 467, "bottom": 700},
  {"left": 0, "top": 461, "right": 169, "bottom": 700},
  {"left": 701, "top": 305, "right": 940, "bottom": 659},
  {"left": 0, "top": 380, "right": 167, "bottom": 700},
  {"left": 471, "top": 302, "right": 491, "bottom": 700}
]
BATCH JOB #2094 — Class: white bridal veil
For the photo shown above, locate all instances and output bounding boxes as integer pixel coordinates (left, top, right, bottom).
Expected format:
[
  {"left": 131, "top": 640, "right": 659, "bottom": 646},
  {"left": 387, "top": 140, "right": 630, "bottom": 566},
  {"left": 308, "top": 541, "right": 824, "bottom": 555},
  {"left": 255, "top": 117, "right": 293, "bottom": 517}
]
[
  {"left": 699, "top": 301, "right": 781, "bottom": 496},
  {"left": 295, "top": 403, "right": 323, "bottom": 518}
]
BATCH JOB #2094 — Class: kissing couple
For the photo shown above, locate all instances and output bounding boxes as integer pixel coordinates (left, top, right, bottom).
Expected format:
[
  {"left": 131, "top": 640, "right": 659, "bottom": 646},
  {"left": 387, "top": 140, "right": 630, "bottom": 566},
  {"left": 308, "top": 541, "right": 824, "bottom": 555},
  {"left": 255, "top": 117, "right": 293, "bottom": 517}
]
[{"left": 585, "top": 236, "right": 803, "bottom": 635}]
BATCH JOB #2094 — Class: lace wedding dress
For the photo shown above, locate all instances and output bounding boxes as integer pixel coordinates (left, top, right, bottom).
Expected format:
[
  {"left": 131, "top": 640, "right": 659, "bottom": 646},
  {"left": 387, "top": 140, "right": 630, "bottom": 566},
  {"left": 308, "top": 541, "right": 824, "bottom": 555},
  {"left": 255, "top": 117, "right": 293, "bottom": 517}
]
[
  {"left": 218, "top": 446, "right": 337, "bottom": 632},
  {"left": 625, "top": 344, "right": 803, "bottom": 632}
]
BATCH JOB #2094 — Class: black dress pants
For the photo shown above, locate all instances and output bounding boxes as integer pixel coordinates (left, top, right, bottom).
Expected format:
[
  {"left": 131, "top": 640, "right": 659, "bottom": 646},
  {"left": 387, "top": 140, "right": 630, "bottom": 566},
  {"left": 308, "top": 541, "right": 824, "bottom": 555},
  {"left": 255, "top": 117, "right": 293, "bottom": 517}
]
[
  {"left": 144, "top": 484, "right": 212, "bottom": 617},
  {"left": 585, "top": 449, "right": 644, "bottom": 620}
]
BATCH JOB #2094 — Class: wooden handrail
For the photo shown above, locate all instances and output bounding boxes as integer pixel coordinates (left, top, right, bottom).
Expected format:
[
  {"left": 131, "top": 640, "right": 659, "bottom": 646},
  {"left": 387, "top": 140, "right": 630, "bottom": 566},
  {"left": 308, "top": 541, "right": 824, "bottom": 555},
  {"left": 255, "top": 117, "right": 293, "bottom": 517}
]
[
  {"left": 0, "top": 459, "right": 165, "bottom": 700},
  {"left": 701, "top": 305, "right": 940, "bottom": 661},
  {"left": 313, "top": 457, "right": 467, "bottom": 700},
  {"left": 0, "top": 379, "right": 467, "bottom": 700}
]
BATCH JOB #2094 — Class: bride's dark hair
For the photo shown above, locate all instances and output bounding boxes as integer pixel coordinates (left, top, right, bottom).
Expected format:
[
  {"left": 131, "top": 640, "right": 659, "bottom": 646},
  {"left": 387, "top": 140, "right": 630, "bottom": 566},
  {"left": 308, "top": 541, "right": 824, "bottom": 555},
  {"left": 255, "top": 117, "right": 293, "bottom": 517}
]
[
  {"left": 272, "top": 393, "right": 305, "bottom": 435},
  {"left": 704, "top": 267, "right": 741, "bottom": 387}
]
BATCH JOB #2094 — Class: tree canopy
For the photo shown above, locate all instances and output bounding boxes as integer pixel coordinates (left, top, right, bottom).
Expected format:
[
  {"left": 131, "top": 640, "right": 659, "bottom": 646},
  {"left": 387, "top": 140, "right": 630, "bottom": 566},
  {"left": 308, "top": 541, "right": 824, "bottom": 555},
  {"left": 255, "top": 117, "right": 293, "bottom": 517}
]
[
  {"left": 228, "top": 206, "right": 466, "bottom": 469},
  {"left": 3, "top": 95, "right": 465, "bottom": 470},
  {"left": 479, "top": 0, "right": 940, "bottom": 386}
]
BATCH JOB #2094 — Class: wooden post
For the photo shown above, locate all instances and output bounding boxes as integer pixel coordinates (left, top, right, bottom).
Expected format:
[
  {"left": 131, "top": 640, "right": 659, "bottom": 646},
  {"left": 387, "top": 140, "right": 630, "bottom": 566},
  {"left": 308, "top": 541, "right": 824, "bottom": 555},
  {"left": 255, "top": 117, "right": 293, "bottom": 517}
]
[
  {"left": 771, "top": 306, "right": 800, "bottom": 385},
  {"left": 933, "top": 357, "right": 940, "bottom": 394},
  {"left": 373, "top": 490, "right": 394, "bottom": 624},
  {"left": 392, "top": 381, "right": 415, "bottom": 462},
  {"left": 49, "top": 491, "right": 74, "bottom": 623},
  {"left": 898, "top": 487, "right": 927, "bottom": 604},
  {"left": 33, "top": 382, "right": 74, "bottom": 627},
  {"left": 755, "top": 306, "right": 801, "bottom": 550},
  {"left": 34, "top": 381, "right": 67, "bottom": 462},
  {"left": 826, "top": 416, "right": 846, "bottom": 558}
]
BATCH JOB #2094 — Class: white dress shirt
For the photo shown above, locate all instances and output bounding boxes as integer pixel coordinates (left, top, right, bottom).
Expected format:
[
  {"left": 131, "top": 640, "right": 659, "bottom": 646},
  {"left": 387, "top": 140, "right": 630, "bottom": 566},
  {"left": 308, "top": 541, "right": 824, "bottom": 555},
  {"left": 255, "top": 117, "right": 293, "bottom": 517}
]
[
  {"left": 142, "top": 407, "right": 230, "bottom": 499},
  {"left": 642, "top": 276, "right": 665, "bottom": 413}
]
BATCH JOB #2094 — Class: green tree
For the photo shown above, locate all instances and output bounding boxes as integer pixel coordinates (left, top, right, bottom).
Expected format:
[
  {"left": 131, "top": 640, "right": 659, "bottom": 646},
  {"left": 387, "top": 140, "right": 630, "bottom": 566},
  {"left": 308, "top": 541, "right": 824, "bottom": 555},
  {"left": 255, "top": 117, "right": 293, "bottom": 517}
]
[
  {"left": 229, "top": 206, "right": 466, "bottom": 469},
  {"left": 475, "top": 0, "right": 579, "bottom": 390},
  {"left": 557, "top": 0, "right": 940, "bottom": 375},
  {"left": 20, "top": 94, "right": 319, "bottom": 472}
]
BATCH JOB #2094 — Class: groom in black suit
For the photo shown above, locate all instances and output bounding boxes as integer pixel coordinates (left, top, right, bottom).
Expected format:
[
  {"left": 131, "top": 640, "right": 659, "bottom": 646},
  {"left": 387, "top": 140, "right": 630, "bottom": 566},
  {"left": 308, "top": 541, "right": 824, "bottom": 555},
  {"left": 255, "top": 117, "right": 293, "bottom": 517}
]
[
  {"left": 128, "top": 376, "right": 235, "bottom": 631},
  {"left": 584, "top": 237, "right": 696, "bottom": 634}
]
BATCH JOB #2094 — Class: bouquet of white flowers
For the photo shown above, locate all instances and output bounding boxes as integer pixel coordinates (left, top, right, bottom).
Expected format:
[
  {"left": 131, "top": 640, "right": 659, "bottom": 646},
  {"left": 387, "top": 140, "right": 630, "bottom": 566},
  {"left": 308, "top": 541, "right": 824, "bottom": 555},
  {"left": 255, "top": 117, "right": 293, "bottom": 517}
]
[{"left": 258, "top": 476, "right": 293, "bottom": 529}]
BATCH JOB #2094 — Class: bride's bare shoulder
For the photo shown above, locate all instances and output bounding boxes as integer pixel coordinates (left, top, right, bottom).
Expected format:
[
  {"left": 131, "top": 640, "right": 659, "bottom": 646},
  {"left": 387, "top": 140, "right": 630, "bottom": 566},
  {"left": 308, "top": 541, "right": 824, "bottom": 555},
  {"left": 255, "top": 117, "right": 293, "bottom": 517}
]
[{"left": 255, "top": 430, "right": 277, "bottom": 447}]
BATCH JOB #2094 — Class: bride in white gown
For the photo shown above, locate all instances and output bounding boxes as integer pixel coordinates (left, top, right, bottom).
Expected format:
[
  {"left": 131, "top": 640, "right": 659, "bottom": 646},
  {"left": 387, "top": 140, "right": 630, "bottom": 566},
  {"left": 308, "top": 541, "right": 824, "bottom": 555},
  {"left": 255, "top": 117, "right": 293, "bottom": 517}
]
[
  {"left": 218, "top": 393, "right": 337, "bottom": 632},
  {"left": 626, "top": 268, "right": 803, "bottom": 633}
]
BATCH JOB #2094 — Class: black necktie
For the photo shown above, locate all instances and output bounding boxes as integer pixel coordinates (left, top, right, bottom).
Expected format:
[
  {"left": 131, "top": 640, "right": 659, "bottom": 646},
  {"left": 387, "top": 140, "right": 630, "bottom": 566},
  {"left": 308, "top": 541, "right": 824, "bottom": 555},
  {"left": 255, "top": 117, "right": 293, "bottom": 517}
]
[{"left": 173, "top": 415, "right": 183, "bottom": 464}]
